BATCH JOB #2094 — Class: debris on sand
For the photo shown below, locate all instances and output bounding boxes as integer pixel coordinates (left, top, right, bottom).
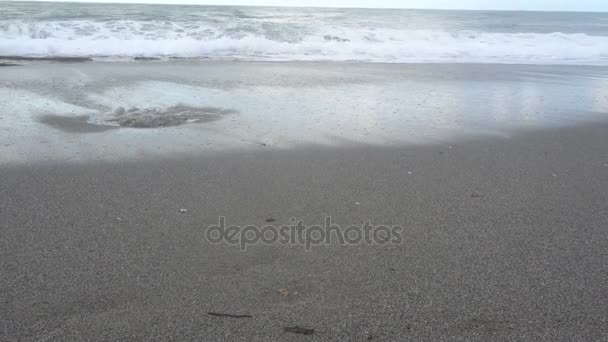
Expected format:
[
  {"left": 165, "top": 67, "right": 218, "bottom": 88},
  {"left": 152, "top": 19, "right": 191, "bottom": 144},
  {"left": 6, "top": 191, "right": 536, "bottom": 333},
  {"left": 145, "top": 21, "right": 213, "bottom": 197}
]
[
  {"left": 106, "top": 105, "right": 236, "bottom": 128},
  {"left": 179, "top": 208, "right": 188, "bottom": 213},
  {"left": 284, "top": 326, "right": 315, "bottom": 335},
  {"left": 207, "top": 312, "right": 252, "bottom": 318},
  {"left": 278, "top": 288, "right": 289, "bottom": 296},
  {"left": 41, "top": 105, "right": 237, "bottom": 133}
]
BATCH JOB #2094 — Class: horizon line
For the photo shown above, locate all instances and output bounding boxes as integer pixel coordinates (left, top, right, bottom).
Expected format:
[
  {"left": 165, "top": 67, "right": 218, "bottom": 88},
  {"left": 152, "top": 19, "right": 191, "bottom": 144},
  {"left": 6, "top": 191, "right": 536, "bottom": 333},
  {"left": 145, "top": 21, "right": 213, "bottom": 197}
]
[{"left": 6, "top": 0, "right": 608, "bottom": 14}]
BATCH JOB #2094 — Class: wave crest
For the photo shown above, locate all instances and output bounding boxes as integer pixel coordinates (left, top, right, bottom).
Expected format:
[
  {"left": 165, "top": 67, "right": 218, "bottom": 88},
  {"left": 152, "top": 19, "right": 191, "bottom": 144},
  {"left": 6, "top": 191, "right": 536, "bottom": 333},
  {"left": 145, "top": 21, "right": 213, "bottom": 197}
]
[{"left": 1, "top": 20, "right": 607, "bottom": 64}]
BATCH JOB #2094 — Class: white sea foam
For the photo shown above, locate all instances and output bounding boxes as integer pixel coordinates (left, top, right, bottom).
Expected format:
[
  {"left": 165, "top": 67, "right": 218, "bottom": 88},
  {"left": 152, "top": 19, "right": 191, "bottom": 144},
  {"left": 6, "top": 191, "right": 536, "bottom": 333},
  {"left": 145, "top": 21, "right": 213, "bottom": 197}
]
[{"left": 1, "top": 19, "right": 608, "bottom": 64}]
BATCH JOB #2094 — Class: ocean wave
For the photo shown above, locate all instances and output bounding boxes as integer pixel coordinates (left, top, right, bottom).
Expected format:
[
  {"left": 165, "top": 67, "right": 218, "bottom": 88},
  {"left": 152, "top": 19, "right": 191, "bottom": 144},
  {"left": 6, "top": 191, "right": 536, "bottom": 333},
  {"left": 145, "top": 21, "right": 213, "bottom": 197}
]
[{"left": 1, "top": 20, "right": 608, "bottom": 64}]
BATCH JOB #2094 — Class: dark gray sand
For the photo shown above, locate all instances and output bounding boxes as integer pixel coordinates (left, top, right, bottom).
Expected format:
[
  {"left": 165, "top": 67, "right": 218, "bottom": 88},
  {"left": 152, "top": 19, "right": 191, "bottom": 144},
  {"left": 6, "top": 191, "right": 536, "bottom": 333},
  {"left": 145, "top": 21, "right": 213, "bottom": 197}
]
[{"left": 1, "top": 123, "right": 608, "bottom": 341}]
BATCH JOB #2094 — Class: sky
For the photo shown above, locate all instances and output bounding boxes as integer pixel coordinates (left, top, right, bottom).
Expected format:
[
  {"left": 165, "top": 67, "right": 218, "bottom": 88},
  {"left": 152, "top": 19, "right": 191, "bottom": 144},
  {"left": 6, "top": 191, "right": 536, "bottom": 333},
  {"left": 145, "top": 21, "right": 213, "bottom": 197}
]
[{"left": 28, "top": 0, "right": 608, "bottom": 12}]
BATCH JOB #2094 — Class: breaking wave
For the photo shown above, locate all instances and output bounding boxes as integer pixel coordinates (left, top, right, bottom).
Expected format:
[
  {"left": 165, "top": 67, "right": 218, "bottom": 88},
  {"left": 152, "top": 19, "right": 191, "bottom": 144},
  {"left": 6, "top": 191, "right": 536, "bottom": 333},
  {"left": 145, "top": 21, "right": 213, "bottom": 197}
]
[{"left": 2, "top": 19, "right": 608, "bottom": 64}]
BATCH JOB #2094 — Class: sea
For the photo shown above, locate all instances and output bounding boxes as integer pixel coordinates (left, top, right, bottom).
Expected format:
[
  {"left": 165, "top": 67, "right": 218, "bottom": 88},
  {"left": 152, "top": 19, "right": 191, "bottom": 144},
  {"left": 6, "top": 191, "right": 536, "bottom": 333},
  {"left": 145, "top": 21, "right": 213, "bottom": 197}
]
[
  {"left": 2, "top": 1, "right": 608, "bottom": 64},
  {"left": 2, "top": 2, "right": 608, "bottom": 164}
]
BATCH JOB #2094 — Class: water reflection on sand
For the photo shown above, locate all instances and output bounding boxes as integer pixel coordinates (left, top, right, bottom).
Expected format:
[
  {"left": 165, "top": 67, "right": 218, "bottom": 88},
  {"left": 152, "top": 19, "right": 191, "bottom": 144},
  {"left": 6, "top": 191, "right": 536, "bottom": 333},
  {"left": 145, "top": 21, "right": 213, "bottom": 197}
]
[{"left": 1, "top": 61, "right": 607, "bottom": 164}]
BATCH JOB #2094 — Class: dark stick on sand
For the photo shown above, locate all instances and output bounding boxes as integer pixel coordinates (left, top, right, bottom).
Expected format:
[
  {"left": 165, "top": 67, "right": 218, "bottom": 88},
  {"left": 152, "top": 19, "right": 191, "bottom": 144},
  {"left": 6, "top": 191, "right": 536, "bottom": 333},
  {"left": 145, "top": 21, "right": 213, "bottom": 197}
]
[
  {"left": 284, "top": 326, "right": 315, "bottom": 335},
  {"left": 207, "top": 312, "right": 253, "bottom": 318}
]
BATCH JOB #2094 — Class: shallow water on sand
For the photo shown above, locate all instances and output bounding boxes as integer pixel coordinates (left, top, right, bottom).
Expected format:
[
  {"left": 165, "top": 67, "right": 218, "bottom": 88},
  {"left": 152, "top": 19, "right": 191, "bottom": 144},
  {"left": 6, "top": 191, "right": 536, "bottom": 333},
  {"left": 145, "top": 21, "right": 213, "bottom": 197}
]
[{"left": 1, "top": 61, "right": 608, "bottom": 164}]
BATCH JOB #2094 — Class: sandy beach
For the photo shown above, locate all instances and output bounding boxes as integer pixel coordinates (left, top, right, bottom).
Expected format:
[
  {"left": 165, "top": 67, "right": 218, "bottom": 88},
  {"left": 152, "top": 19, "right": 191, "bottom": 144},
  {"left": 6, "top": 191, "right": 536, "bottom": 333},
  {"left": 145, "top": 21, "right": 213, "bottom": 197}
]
[
  {"left": 2, "top": 115, "right": 608, "bottom": 340},
  {"left": 3, "top": 1, "right": 608, "bottom": 339}
]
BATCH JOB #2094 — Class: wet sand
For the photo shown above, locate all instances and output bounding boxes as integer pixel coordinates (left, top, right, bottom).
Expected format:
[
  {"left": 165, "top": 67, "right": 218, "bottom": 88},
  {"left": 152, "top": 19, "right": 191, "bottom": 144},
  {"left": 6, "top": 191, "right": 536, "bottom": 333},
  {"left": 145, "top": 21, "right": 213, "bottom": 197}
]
[
  {"left": 2, "top": 122, "right": 608, "bottom": 341},
  {"left": 2, "top": 61, "right": 608, "bottom": 164}
]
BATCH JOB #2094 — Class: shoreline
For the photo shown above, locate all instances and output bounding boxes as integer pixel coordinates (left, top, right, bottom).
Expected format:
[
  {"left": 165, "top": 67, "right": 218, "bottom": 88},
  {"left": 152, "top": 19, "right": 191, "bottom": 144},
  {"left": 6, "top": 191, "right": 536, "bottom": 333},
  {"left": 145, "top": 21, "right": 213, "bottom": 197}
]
[
  {"left": 3, "top": 56, "right": 608, "bottom": 67},
  {"left": 2, "top": 61, "right": 608, "bottom": 166}
]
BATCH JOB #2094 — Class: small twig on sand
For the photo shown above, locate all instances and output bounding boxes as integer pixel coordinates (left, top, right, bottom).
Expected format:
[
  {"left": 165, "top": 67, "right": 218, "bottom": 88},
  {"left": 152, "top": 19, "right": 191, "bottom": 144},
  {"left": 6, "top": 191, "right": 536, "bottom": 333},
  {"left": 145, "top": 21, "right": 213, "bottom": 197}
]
[
  {"left": 207, "top": 312, "right": 252, "bottom": 318},
  {"left": 284, "top": 326, "right": 315, "bottom": 335}
]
